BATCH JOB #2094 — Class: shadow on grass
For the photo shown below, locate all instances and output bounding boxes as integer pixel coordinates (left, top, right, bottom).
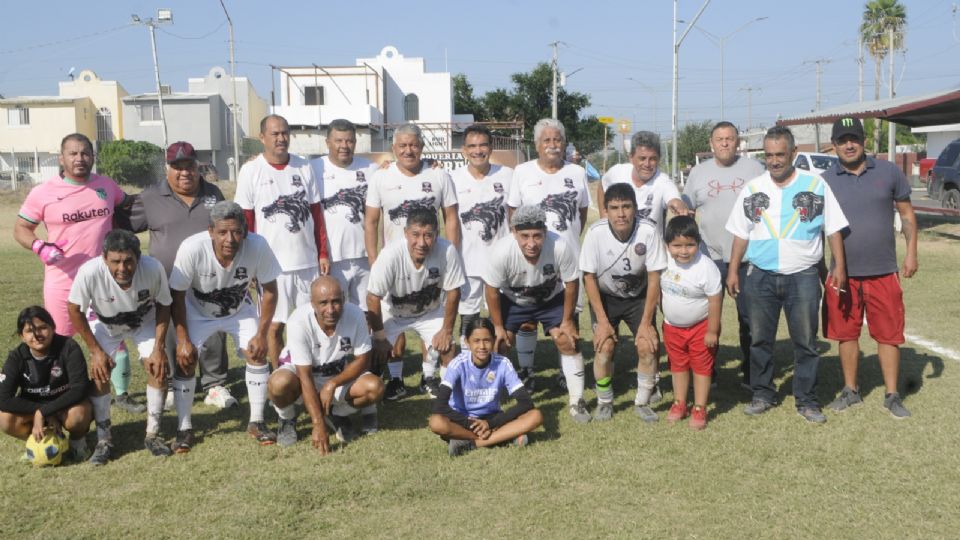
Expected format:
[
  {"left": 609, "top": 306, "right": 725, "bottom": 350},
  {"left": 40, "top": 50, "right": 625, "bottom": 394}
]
[{"left": 819, "top": 346, "right": 945, "bottom": 402}]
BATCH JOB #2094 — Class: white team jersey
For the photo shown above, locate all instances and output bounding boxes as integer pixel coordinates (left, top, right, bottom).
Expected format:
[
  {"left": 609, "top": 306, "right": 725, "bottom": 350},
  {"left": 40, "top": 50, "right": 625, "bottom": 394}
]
[
  {"left": 169, "top": 232, "right": 282, "bottom": 320},
  {"left": 601, "top": 165, "right": 680, "bottom": 230},
  {"left": 312, "top": 155, "right": 379, "bottom": 262},
  {"left": 451, "top": 164, "right": 513, "bottom": 277},
  {"left": 483, "top": 232, "right": 580, "bottom": 306},
  {"left": 366, "top": 162, "right": 458, "bottom": 244},
  {"left": 68, "top": 255, "right": 172, "bottom": 337},
  {"left": 235, "top": 154, "right": 321, "bottom": 271},
  {"left": 579, "top": 219, "right": 668, "bottom": 299},
  {"left": 506, "top": 160, "right": 591, "bottom": 251},
  {"left": 660, "top": 252, "right": 723, "bottom": 327},
  {"left": 367, "top": 237, "right": 465, "bottom": 319},
  {"left": 285, "top": 301, "right": 372, "bottom": 369}
]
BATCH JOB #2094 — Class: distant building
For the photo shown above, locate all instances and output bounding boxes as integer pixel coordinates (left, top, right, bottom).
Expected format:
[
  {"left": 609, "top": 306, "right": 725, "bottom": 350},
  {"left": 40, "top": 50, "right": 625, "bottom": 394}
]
[{"left": 188, "top": 66, "right": 268, "bottom": 145}]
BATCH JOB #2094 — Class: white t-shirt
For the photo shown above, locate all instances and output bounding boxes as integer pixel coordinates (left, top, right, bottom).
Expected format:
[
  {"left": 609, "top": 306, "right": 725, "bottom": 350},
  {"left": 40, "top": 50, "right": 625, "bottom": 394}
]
[
  {"left": 312, "top": 155, "right": 380, "bottom": 262},
  {"left": 235, "top": 154, "right": 321, "bottom": 271},
  {"left": 367, "top": 238, "right": 465, "bottom": 319},
  {"left": 451, "top": 164, "right": 513, "bottom": 277},
  {"left": 507, "top": 160, "right": 591, "bottom": 252},
  {"left": 660, "top": 252, "right": 723, "bottom": 327},
  {"left": 579, "top": 219, "right": 668, "bottom": 299},
  {"left": 366, "top": 162, "right": 458, "bottom": 244},
  {"left": 483, "top": 232, "right": 580, "bottom": 306},
  {"left": 68, "top": 255, "right": 172, "bottom": 337},
  {"left": 169, "top": 231, "right": 282, "bottom": 320},
  {"left": 601, "top": 165, "right": 680, "bottom": 231},
  {"left": 285, "top": 301, "right": 372, "bottom": 369},
  {"left": 725, "top": 171, "right": 849, "bottom": 275}
]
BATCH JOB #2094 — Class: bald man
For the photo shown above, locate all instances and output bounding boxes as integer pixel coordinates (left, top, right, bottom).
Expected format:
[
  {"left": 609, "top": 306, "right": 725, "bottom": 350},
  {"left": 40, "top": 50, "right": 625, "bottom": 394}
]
[{"left": 267, "top": 276, "right": 384, "bottom": 452}]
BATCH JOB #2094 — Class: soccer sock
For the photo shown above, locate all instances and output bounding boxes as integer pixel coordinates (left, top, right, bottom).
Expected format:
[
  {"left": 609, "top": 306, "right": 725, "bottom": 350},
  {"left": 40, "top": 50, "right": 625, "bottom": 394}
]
[
  {"left": 560, "top": 353, "right": 585, "bottom": 405},
  {"left": 172, "top": 377, "right": 195, "bottom": 431},
  {"left": 596, "top": 376, "right": 614, "bottom": 404},
  {"left": 90, "top": 394, "right": 112, "bottom": 441},
  {"left": 110, "top": 342, "right": 131, "bottom": 396},
  {"left": 422, "top": 348, "right": 438, "bottom": 379},
  {"left": 439, "top": 365, "right": 447, "bottom": 380},
  {"left": 516, "top": 329, "right": 537, "bottom": 369},
  {"left": 275, "top": 404, "right": 296, "bottom": 421},
  {"left": 245, "top": 363, "right": 270, "bottom": 423},
  {"left": 145, "top": 385, "right": 164, "bottom": 436},
  {"left": 388, "top": 361, "right": 403, "bottom": 380},
  {"left": 635, "top": 372, "right": 656, "bottom": 405}
]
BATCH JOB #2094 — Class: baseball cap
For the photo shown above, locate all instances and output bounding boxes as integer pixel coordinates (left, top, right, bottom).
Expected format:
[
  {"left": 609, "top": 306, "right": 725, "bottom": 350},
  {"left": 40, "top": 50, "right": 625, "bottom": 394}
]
[
  {"left": 166, "top": 141, "right": 198, "bottom": 163},
  {"left": 831, "top": 117, "right": 864, "bottom": 141}
]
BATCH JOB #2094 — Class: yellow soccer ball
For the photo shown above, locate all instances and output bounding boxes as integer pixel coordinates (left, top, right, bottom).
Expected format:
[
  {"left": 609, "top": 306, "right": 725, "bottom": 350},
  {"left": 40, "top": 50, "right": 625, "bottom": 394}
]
[{"left": 25, "top": 431, "right": 68, "bottom": 467}]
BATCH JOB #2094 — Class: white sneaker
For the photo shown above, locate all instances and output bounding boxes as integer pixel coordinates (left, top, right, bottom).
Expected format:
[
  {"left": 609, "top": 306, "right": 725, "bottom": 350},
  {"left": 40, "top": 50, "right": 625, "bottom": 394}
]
[
  {"left": 164, "top": 389, "right": 174, "bottom": 411},
  {"left": 204, "top": 385, "right": 238, "bottom": 409}
]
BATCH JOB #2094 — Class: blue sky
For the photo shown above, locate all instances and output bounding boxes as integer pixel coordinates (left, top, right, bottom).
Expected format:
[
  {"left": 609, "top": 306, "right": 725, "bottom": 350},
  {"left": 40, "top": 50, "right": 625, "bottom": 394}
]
[{"left": 2, "top": 0, "right": 958, "bottom": 134}]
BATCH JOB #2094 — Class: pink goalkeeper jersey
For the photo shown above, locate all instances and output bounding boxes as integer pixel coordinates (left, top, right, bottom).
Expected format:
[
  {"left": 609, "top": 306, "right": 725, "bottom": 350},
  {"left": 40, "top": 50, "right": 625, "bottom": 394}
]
[{"left": 18, "top": 174, "right": 125, "bottom": 290}]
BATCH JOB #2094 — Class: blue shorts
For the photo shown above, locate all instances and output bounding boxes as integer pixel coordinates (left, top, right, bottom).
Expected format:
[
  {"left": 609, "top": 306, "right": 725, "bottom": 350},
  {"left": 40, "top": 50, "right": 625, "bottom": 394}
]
[{"left": 500, "top": 292, "right": 565, "bottom": 333}]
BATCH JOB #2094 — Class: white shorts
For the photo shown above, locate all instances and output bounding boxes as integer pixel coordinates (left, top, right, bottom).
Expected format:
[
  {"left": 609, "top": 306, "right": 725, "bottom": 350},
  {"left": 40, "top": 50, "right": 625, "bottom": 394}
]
[
  {"left": 277, "top": 362, "right": 367, "bottom": 416},
  {"left": 329, "top": 257, "right": 370, "bottom": 311},
  {"left": 187, "top": 301, "right": 259, "bottom": 357},
  {"left": 273, "top": 267, "right": 320, "bottom": 324},
  {"left": 90, "top": 316, "right": 158, "bottom": 359},
  {"left": 383, "top": 306, "right": 447, "bottom": 350},
  {"left": 459, "top": 276, "right": 486, "bottom": 315}
]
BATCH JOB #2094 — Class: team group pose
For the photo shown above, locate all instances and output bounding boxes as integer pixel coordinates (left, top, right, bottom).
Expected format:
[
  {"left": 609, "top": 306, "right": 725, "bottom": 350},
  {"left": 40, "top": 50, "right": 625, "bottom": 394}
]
[{"left": 2, "top": 112, "right": 921, "bottom": 463}]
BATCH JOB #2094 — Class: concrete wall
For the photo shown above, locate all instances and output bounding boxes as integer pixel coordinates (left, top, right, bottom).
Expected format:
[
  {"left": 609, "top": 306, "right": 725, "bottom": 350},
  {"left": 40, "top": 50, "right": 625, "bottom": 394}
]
[
  {"left": 58, "top": 70, "right": 128, "bottom": 141},
  {"left": 0, "top": 97, "right": 94, "bottom": 153},
  {"left": 189, "top": 66, "right": 268, "bottom": 137},
  {"left": 122, "top": 94, "right": 230, "bottom": 172}
]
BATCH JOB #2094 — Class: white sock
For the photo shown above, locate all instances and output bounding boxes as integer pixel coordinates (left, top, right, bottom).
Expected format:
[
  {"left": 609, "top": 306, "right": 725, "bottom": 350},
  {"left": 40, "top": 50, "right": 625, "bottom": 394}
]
[
  {"left": 274, "top": 403, "right": 296, "bottom": 421},
  {"left": 516, "top": 329, "right": 537, "bottom": 369},
  {"left": 560, "top": 353, "right": 585, "bottom": 405},
  {"left": 635, "top": 372, "right": 656, "bottom": 405},
  {"left": 245, "top": 363, "right": 270, "bottom": 423},
  {"left": 439, "top": 365, "right": 447, "bottom": 380},
  {"left": 172, "top": 377, "right": 195, "bottom": 430},
  {"left": 388, "top": 361, "right": 403, "bottom": 380},
  {"left": 145, "top": 385, "right": 164, "bottom": 435},
  {"left": 90, "top": 394, "right": 112, "bottom": 441}
]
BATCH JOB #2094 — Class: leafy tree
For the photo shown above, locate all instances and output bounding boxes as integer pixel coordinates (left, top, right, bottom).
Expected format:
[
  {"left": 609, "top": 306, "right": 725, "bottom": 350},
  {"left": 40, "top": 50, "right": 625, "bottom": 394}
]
[
  {"left": 96, "top": 140, "right": 163, "bottom": 187},
  {"left": 863, "top": 120, "right": 925, "bottom": 154},
  {"left": 452, "top": 73, "right": 484, "bottom": 119},
  {"left": 676, "top": 120, "right": 714, "bottom": 169},
  {"left": 860, "top": 0, "right": 907, "bottom": 153}
]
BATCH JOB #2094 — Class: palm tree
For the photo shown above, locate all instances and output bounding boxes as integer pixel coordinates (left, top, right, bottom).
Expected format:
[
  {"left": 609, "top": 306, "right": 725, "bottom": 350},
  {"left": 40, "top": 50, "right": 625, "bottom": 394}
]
[{"left": 860, "top": 0, "right": 907, "bottom": 153}]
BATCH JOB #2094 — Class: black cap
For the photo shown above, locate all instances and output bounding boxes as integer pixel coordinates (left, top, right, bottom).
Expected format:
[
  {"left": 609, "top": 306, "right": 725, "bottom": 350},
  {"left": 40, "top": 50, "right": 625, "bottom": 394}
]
[{"left": 831, "top": 117, "right": 865, "bottom": 141}]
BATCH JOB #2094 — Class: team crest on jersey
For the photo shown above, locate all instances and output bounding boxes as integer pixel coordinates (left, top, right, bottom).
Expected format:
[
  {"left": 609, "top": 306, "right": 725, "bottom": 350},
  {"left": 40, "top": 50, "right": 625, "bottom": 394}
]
[
  {"left": 792, "top": 191, "right": 824, "bottom": 222},
  {"left": 542, "top": 264, "right": 555, "bottom": 276},
  {"left": 486, "top": 370, "right": 496, "bottom": 383},
  {"left": 96, "top": 188, "right": 107, "bottom": 200},
  {"left": 203, "top": 196, "right": 217, "bottom": 209},
  {"left": 493, "top": 182, "right": 504, "bottom": 194},
  {"left": 234, "top": 267, "right": 248, "bottom": 280},
  {"left": 634, "top": 243, "right": 647, "bottom": 256},
  {"left": 339, "top": 337, "right": 352, "bottom": 352},
  {"left": 137, "top": 289, "right": 149, "bottom": 301},
  {"left": 428, "top": 267, "right": 440, "bottom": 279},
  {"left": 563, "top": 178, "right": 575, "bottom": 189},
  {"left": 645, "top": 193, "right": 654, "bottom": 205},
  {"left": 637, "top": 207, "right": 653, "bottom": 223},
  {"left": 743, "top": 193, "right": 771, "bottom": 223},
  {"left": 539, "top": 191, "right": 579, "bottom": 231},
  {"left": 50, "top": 364, "right": 63, "bottom": 378},
  {"left": 356, "top": 171, "right": 366, "bottom": 183},
  {"left": 421, "top": 182, "right": 433, "bottom": 193},
  {"left": 263, "top": 190, "right": 311, "bottom": 232},
  {"left": 291, "top": 175, "right": 303, "bottom": 188}
]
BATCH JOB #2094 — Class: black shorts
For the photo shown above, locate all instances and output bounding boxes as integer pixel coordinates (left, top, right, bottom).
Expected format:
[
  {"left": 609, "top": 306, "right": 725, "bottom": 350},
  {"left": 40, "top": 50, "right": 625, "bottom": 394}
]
[
  {"left": 445, "top": 411, "right": 497, "bottom": 430},
  {"left": 589, "top": 290, "right": 654, "bottom": 336},
  {"left": 500, "top": 292, "right": 565, "bottom": 333}
]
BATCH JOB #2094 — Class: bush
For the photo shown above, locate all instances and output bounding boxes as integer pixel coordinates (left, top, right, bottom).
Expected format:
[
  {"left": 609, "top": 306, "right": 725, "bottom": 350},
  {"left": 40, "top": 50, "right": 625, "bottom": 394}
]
[{"left": 97, "top": 140, "right": 164, "bottom": 187}]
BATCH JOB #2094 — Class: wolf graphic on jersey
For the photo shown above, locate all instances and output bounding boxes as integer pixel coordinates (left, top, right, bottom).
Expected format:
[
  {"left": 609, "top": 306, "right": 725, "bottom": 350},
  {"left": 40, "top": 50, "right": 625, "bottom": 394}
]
[
  {"left": 611, "top": 273, "right": 645, "bottom": 297},
  {"left": 262, "top": 190, "right": 311, "bottom": 233},
  {"left": 193, "top": 281, "right": 249, "bottom": 317},
  {"left": 539, "top": 191, "right": 579, "bottom": 231},
  {"left": 96, "top": 300, "right": 154, "bottom": 330},
  {"left": 508, "top": 275, "right": 559, "bottom": 303},
  {"left": 322, "top": 184, "right": 368, "bottom": 224},
  {"left": 743, "top": 192, "right": 771, "bottom": 223},
  {"left": 390, "top": 283, "right": 441, "bottom": 317},
  {"left": 460, "top": 195, "right": 506, "bottom": 241},
  {"left": 637, "top": 206, "right": 654, "bottom": 224},
  {"left": 792, "top": 191, "right": 824, "bottom": 222},
  {"left": 387, "top": 196, "right": 437, "bottom": 225}
]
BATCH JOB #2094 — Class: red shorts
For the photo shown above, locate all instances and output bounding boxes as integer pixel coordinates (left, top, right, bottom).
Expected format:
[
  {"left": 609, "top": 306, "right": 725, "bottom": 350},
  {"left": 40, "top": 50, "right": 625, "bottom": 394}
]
[
  {"left": 663, "top": 319, "right": 716, "bottom": 376},
  {"left": 822, "top": 273, "right": 905, "bottom": 345}
]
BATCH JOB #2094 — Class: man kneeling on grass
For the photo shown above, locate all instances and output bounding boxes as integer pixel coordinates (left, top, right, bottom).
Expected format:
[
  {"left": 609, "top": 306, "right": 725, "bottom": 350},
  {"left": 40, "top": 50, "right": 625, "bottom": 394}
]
[{"left": 429, "top": 317, "right": 542, "bottom": 456}]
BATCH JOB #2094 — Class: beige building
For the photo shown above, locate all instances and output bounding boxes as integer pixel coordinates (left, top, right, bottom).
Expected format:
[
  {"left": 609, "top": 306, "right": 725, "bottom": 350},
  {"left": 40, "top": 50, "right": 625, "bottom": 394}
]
[{"left": 58, "top": 69, "right": 129, "bottom": 142}]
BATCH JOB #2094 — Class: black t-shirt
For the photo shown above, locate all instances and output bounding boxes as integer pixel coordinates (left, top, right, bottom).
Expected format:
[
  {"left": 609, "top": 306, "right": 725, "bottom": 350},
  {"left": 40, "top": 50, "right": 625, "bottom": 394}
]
[{"left": 0, "top": 335, "right": 90, "bottom": 417}]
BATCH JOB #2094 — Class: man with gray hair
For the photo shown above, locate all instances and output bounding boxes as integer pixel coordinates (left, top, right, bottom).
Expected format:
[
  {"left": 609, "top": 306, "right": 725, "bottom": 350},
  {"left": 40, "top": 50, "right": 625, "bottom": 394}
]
[
  {"left": 483, "top": 205, "right": 590, "bottom": 423},
  {"left": 169, "top": 201, "right": 281, "bottom": 451}
]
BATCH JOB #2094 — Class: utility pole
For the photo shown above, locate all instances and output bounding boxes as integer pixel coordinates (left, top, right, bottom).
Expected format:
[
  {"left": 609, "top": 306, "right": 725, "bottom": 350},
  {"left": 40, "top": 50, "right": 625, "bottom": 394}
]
[
  {"left": 550, "top": 41, "right": 561, "bottom": 119},
  {"left": 888, "top": 25, "right": 896, "bottom": 165},
  {"left": 740, "top": 86, "right": 756, "bottom": 130},
  {"left": 672, "top": 0, "right": 712, "bottom": 180},
  {"left": 133, "top": 11, "right": 173, "bottom": 148},
  {"left": 219, "top": 0, "right": 241, "bottom": 182},
  {"left": 805, "top": 58, "right": 830, "bottom": 152},
  {"left": 692, "top": 16, "right": 767, "bottom": 121}
]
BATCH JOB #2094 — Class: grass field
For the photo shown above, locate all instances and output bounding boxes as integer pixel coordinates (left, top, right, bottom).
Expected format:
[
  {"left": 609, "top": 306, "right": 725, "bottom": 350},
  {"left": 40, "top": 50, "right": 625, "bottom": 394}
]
[{"left": 1, "top": 185, "right": 959, "bottom": 538}]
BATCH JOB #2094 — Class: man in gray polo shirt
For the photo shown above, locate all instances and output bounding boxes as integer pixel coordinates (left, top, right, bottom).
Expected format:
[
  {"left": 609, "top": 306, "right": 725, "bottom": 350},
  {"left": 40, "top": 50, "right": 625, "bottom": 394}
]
[
  {"left": 683, "top": 121, "right": 764, "bottom": 389},
  {"left": 121, "top": 141, "right": 236, "bottom": 409}
]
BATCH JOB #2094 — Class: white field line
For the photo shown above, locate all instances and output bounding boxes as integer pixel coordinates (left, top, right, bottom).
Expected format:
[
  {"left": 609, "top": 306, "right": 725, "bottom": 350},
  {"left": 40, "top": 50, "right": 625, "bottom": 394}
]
[{"left": 904, "top": 331, "right": 960, "bottom": 363}]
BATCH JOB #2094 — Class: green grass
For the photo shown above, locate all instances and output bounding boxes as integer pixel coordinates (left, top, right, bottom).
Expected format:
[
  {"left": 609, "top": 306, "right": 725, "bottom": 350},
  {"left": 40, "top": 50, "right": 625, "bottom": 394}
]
[{"left": 1, "top": 193, "right": 959, "bottom": 538}]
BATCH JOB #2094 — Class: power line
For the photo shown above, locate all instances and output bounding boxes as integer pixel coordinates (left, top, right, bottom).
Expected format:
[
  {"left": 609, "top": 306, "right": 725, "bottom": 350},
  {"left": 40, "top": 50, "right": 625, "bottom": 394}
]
[
  {"left": 158, "top": 21, "right": 227, "bottom": 40},
  {"left": 0, "top": 24, "right": 133, "bottom": 55}
]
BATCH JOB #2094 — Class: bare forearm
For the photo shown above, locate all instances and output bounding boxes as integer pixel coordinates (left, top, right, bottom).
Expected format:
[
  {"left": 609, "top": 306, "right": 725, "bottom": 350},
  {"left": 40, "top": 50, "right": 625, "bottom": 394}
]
[
  {"left": 728, "top": 237, "right": 748, "bottom": 273},
  {"left": 562, "top": 281, "right": 578, "bottom": 323},
  {"left": 13, "top": 219, "right": 38, "bottom": 250},
  {"left": 154, "top": 304, "right": 171, "bottom": 350},
  {"left": 583, "top": 274, "right": 609, "bottom": 325},
  {"left": 485, "top": 285, "right": 504, "bottom": 328},
  {"left": 707, "top": 294, "right": 722, "bottom": 335},
  {"left": 366, "top": 295, "right": 385, "bottom": 332},
  {"left": 297, "top": 367, "right": 325, "bottom": 424},
  {"left": 442, "top": 290, "right": 460, "bottom": 331}
]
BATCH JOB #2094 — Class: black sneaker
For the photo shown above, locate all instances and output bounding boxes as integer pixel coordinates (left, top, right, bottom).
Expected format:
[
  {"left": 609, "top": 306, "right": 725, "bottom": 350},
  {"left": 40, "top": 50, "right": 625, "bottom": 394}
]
[
  {"left": 88, "top": 440, "right": 113, "bottom": 466},
  {"left": 448, "top": 438, "right": 476, "bottom": 457},
  {"left": 360, "top": 412, "right": 379, "bottom": 435},
  {"left": 518, "top": 368, "right": 535, "bottom": 391},
  {"left": 172, "top": 430, "right": 194, "bottom": 454},
  {"left": 744, "top": 399, "right": 776, "bottom": 416},
  {"left": 324, "top": 414, "right": 355, "bottom": 443},
  {"left": 883, "top": 392, "right": 911, "bottom": 419},
  {"left": 828, "top": 386, "right": 863, "bottom": 412},
  {"left": 797, "top": 406, "right": 827, "bottom": 424},
  {"left": 419, "top": 376, "right": 440, "bottom": 399},
  {"left": 113, "top": 393, "right": 146, "bottom": 414},
  {"left": 384, "top": 377, "right": 407, "bottom": 401},
  {"left": 144, "top": 434, "right": 172, "bottom": 457},
  {"left": 277, "top": 419, "right": 298, "bottom": 447}
]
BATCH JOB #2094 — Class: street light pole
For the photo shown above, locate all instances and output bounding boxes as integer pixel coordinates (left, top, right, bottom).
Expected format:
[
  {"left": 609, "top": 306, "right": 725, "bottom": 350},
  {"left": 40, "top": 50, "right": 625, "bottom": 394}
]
[
  {"left": 694, "top": 16, "right": 767, "bottom": 121},
  {"left": 133, "top": 11, "right": 173, "bottom": 149},
  {"left": 550, "top": 41, "right": 561, "bottom": 119},
  {"left": 626, "top": 78, "right": 658, "bottom": 134},
  {"left": 672, "top": 0, "right": 711, "bottom": 181},
  {"left": 219, "top": 0, "right": 241, "bottom": 181}
]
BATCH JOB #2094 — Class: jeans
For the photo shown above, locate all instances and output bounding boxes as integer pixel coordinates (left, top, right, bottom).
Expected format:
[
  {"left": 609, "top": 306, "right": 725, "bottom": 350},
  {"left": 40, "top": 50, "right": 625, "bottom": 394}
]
[
  {"left": 744, "top": 265, "right": 822, "bottom": 409},
  {"left": 715, "top": 260, "right": 751, "bottom": 381}
]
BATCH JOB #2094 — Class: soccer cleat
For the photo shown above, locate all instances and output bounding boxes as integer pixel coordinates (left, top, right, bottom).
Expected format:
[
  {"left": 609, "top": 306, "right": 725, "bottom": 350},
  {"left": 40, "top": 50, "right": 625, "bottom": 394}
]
[
  {"left": 164, "top": 389, "right": 174, "bottom": 411},
  {"left": 246, "top": 422, "right": 277, "bottom": 445},
  {"left": 569, "top": 399, "right": 592, "bottom": 424},
  {"left": 797, "top": 406, "right": 827, "bottom": 424},
  {"left": 514, "top": 434, "right": 529, "bottom": 447},
  {"left": 384, "top": 378, "right": 407, "bottom": 401},
  {"left": 667, "top": 401, "right": 690, "bottom": 424},
  {"left": 593, "top": 402, "right": 614, "bottom": 422},
  {"left": 883, "top": 392, "right": 911, "bottom": 419},
  {"left": 172, "top": 430, "right": 194, "bottom": 454},
  {"left": 68, "top": 441, "right": 90, "bottom": 463},
  {"left": 203, "top": 385, "right": 238, "bottom": 409},
  {"left": 360, "top": 412, "right": 379, "bottom": 435},
  {"left": 113, "top": 393, "right": 146, "bottom": 414},
  {"left": 419, "top": 376, "right": 440, "bottom": 399},
  {"left": 555, "top": 373, "right": 568, "bottom": 392},
  {"left": 633, "top": 404, "right": 659, "bottom": 423},
  {"left": 88, "top": 440, "right": 113, "bottom": 466},
  {"left": 744, "top": 399, "right": 776, "bottom": 416},
  {"left": 828, "top": 386, "right": 863, "bottom": 412},
  {"left": 689, "top": 405, "right": 708, "bottom": 431},
  {"left": 324, "top": 414, "right": 355, "bottom": 443},
  {"left": 447, "top": 438, "right": 476, "bottom": 457},
  {"left": 144, "top": 434, "right": 173, "bottom": 457},
  {"left": 276, "top": 419, "right": 298, "bottom": 447},
  {"left": 518, "top": 368, "right": 535, "bottom": 391}
]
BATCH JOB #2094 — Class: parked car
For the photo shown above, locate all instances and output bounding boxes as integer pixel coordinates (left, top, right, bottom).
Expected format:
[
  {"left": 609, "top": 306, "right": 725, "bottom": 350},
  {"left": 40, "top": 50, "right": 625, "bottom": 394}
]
[
  {"left": 794, "top": 152, "right": 838, "bottom": 176},
  {"left": 928, "top": 138, "right": 960, "bottom": 209},
  {"left": 918, "top": 157, "right": 936, "bottom": 185},
  {"left": 198, "top": 162, "right": 219, "bottom": 183}
]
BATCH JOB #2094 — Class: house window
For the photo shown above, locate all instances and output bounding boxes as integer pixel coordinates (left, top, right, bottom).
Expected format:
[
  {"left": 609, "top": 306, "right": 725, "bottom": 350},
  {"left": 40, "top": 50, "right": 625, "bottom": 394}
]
[
  {"left": 96, "top": 107, "right": 114, "bottom": 142},
  {"left": 139, "top": 103, "right": 161, "bottom": 122},
  {"left": 404, "top": 94, "right": 419, "bottom": 121},
  {"left": 305, "top": 86, "right": 324, "bottom": 106},
  {"left": 7, "top": 106, "right": 29, "bottom": 126}
]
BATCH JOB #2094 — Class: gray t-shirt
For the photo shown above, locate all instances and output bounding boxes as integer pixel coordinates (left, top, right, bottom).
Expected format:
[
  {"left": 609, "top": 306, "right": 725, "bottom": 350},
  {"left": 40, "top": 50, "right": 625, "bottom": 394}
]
[
  {"left": 821, "top": 157, "right": 911, "bottom": 277},
  {"left": 682, "top": 157, "right": 765, "bottom": 262}
]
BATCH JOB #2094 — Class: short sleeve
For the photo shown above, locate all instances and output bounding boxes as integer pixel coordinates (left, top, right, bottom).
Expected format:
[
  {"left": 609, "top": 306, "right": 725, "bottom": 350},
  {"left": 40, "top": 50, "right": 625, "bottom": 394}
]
[
  {"left": 682, "top": 171, "right": 701, "bottom": 210},
  {"left": 440, "top": 171, "right": 458, "bottom": 208},
  {"left": 168, "top": 244, "right": 195, "bottom": 292},
  {"left": 234, "top": 164, "right": 256, "bottom": 210},
  {"left": 365, "top": 170, "right": 384, "bottom": 208},
  {"left": 18, "top": 185, "right": 45, "bottom": 224},
  {"left": 154, "top": 263, "right": 173, "bottom": 306},
  {"left": 645, "top": 232, "right": 669, "bottom": 273},
  {"left": 287, "top": 314, "right": 314, "bottom": 367},
  {"left": 366, "top": 249, "right": 393, "bottom": 298},
  {"left": 440, "top": 355, "right": 464, "bottom": 389},
  {"left": 303, "top": 163, "right": 321, "bottom": 205},
  {"left": 821, "top": 181, "right": 849, "bottom": 236},
  {"left": 506, "top": 172, "right": 523, "bottom": 208},
  {"left": 577, "top": 170, "right": 591, "bottom": 209},
  {"left": 578, "top": 229, "right": 599, "bottom": 274},
  {"left": 702, "top": 258, "right": 723, "bottom": 296},
  {"left": 892, "top": 167, "right": 912, "bottom": 201},
  {"left": 67, "top": 263, "right": 93, "bottom": 308},
  {"left": 600, "top": 169, "right": 613, "bottom": 192},
  {"left": 255, "top": 240, "right": 282, "bottom": 283},
  {"left": 725, "top": 189, "right": 752, "bottom": 240},
  {"left": 557, "top": 239, "right": 581, "bottom": 282},
  {"left": 662, "top": 177, "right": 681, "bottom": 205},
  {"left": 499, "top": 357, "right": 524, "bottom": 394},
  {"left": 442, "top": 243, "right": 466, "bottom": 291},
  {"left": 350, "top": 310, "right": 372, "bottom": 356}
]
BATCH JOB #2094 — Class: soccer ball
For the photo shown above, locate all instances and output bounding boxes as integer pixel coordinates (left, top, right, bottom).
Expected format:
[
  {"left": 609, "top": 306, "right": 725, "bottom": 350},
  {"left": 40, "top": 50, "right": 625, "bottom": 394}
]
[{"left": 25, "top": 432, "right": 68, "bottom": 467}]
